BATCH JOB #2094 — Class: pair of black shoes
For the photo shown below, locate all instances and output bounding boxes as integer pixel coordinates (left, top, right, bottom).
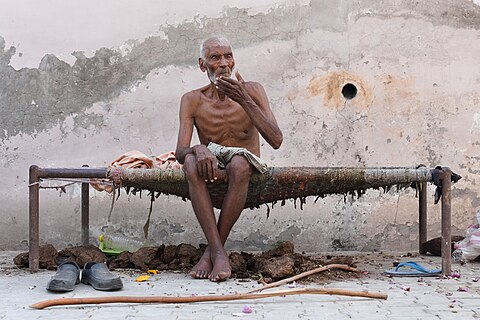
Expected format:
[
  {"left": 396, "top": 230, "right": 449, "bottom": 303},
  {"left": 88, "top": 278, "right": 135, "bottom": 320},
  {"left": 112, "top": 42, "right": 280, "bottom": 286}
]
[{"left": 47, "top": 261, "right": 123, "bottom": 292}]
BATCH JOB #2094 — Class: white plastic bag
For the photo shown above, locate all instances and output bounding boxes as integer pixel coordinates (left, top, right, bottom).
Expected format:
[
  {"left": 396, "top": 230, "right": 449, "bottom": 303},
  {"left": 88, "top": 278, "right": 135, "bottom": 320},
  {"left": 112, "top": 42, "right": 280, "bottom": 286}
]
[{"left": 454, "top": 209, "right": 480, "bottom": 261}]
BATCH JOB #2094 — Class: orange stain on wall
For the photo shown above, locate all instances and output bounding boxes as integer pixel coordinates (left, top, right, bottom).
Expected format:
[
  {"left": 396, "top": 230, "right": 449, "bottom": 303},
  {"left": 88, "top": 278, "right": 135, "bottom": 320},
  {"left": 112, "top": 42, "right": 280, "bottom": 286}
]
[{"left": 306, "top": 71, "right": 373, "bottom": 109}]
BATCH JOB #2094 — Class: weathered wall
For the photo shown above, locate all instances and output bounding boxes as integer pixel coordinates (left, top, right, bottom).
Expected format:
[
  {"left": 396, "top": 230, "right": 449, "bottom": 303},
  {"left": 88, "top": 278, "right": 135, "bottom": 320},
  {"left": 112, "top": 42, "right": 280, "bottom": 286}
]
[{"left": 1, "top": 0, "right": 479, "bottom": 252}]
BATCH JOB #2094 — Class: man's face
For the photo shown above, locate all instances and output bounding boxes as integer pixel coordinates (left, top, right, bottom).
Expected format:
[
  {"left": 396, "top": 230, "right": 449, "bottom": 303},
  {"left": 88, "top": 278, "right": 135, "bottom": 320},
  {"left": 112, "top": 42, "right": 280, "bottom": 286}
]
[{"left": 199, "top": 43, "right": 235, "bottom": 84}]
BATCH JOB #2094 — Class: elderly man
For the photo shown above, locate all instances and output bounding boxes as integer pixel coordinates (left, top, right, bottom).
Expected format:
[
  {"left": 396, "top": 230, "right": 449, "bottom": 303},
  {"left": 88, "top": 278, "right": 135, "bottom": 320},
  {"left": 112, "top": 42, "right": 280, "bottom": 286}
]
[{"left": 175, "top": 36, "right": 283, "bottom": 282}]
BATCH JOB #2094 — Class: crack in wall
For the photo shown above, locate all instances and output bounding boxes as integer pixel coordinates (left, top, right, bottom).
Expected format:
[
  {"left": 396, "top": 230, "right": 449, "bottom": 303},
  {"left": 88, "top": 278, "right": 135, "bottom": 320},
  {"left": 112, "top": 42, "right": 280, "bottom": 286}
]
[
  {"left": 0, "top": 6, "right": 313, "bottom": 140},
  {"left": 0, "top": 0, "right": 478, "bottom": 140}
]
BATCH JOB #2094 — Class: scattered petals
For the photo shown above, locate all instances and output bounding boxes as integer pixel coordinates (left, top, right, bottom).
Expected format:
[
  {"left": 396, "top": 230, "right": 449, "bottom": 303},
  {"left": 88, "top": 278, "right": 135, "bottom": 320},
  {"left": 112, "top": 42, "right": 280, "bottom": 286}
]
[
  {"left": 135, "top": 275, "right": 151, "bottom": 282},
  {"left": 401, "top": 286, "right": 411, "bottom": 292},
  {"left": 287, "top": 281, "right": 304, "bottom": 289},
  {"left": 242, "top": 304, "right": 253, "bottom": 314},
  {"left": 472, "top": 277, "right": 479, "bottom": 282},
  {"left": 29, "top": 285, "right": 36, "bottom": 290},
  {"left": 147, "top": 269, "right": 160, "bottom": 274},
  {"left": 457, "top": 287, "right": 469, "bottom": 292},
  {"left": 450, "top": 272, "right": 461, "bottom": 279}
]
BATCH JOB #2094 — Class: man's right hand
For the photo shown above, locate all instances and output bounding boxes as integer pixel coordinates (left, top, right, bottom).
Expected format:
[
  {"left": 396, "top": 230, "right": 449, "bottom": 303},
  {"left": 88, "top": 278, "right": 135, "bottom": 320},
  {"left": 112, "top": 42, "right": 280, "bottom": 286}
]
[{"left": 192, "top": 145, "right": 218, "bottom": 182}]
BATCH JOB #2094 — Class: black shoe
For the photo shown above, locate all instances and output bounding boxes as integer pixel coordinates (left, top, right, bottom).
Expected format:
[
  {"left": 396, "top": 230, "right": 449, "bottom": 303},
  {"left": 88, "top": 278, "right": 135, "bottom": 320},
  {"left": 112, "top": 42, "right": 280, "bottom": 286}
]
[
  {"left": 46, "top": 261, "right": 81, "bottom": 292},
  {"left": 81, "top": 262, "right": 123, "bottom": 291}
]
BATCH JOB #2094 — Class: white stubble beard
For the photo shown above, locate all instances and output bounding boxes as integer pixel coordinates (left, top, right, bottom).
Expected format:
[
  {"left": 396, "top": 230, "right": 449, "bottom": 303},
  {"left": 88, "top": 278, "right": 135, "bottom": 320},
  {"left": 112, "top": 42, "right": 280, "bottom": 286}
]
[{"left": 207, "top": 67, "right": 234, "bottom": 85}]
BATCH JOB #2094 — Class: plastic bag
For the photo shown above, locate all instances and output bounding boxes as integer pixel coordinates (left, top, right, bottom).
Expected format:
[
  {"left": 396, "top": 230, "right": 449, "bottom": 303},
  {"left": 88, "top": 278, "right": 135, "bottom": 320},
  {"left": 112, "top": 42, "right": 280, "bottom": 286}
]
[{"left": 454, "top": 209, "right": 480, "bottom": 262}]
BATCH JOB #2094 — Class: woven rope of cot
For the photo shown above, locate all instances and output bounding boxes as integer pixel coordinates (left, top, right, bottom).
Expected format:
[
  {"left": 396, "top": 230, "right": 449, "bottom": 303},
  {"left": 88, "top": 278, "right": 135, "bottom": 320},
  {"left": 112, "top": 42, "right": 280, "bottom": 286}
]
[{"left": 107, "top": 167, "right": 433, "bottom": 210}]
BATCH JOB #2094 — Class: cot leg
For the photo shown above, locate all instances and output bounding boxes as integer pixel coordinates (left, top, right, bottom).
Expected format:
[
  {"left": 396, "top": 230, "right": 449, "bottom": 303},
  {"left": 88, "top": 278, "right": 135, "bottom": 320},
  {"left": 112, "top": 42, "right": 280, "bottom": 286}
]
[
  {"left": 29, "top": 165, "right": 40, "bottom": 272},
  {"left": 81, "top": 165, "right": 90, "bottom": 246},
  {"left": 419, "top": 182, "right": 427, "bottom": 254},
  {"left": 441, "top": 167, "right": 452, "bottom": 276}
]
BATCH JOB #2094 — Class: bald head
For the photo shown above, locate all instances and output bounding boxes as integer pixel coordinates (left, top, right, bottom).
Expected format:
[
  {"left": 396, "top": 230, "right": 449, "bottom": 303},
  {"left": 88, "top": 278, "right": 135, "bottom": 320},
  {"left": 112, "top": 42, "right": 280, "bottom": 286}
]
[{"left": 199, "top": 36, "right": 232, "bottom": 60}]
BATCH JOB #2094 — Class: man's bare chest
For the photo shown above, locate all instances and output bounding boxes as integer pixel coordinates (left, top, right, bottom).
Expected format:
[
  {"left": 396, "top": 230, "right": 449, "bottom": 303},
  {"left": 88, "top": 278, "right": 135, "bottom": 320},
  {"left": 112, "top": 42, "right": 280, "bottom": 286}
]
[{"left": 194, "top": 100, "right": 252, "bottom": 131}]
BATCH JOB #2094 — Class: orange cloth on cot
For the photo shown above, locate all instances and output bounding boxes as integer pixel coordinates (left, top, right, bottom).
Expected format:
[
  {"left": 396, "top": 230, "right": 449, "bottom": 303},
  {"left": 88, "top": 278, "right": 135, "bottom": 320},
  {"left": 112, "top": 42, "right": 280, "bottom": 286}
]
[{"left": 90, "top": 150, "right": 182, "bottom": 192}]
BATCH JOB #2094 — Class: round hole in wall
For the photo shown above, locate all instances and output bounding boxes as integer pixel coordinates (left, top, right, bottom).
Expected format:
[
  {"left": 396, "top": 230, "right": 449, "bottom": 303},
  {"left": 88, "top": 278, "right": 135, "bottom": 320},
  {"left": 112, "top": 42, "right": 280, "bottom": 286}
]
[{"left": 341, "top": 83, "right": 357, "bottom": 100}]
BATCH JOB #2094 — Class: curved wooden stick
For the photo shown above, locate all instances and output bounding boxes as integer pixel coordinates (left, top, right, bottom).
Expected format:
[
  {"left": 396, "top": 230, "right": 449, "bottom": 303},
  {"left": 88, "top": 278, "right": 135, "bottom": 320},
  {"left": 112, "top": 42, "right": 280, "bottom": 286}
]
[
  {"left": 247, "top": 264, "right": 359, "bottom": 293},
  {"left": 31, "top": 287, "right": 387, "bottom": 309}
]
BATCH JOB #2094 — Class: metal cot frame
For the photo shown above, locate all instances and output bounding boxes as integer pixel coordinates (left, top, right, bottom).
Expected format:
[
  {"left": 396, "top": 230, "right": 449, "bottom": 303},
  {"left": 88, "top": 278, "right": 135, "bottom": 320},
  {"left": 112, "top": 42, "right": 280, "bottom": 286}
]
[{"left": 27, "top": 165, "right": 453, "bottom": 275}]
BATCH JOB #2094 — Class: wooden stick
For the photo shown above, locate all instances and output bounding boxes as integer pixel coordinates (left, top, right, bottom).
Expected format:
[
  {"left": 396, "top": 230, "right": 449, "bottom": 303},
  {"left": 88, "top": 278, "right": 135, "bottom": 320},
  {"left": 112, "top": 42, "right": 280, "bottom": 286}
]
[
  {"left": 31, "top": 287, "right": 387, "bottom": 309},
  {"left": 247, "top": 263, "right": 359, "bottom": 293}
]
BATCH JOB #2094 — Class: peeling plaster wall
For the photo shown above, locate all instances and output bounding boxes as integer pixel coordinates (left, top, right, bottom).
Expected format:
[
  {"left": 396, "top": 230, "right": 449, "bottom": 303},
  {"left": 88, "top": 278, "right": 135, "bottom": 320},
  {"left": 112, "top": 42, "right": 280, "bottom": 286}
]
[{"left": 0, "top": 0, "right": 479, "bottom": 252}]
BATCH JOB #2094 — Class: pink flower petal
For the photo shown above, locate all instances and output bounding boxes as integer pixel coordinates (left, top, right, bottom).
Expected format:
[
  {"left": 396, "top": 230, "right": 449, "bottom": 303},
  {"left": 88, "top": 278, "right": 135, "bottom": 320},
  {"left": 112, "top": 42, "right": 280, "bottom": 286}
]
[{"left": 242, "top": 304, "right": 253, "bottom": 314}]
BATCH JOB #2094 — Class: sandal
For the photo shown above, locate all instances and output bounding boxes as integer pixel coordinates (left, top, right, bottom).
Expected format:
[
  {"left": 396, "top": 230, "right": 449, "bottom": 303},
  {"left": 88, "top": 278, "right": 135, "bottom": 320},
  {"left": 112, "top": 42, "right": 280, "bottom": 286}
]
[{"left": 384, "top": 261, "right": 441, "bottom": 277}]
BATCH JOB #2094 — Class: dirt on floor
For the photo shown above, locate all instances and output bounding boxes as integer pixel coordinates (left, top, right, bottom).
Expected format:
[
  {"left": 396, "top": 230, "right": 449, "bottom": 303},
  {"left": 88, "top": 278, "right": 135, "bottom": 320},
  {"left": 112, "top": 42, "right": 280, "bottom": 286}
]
[
  {"left": 13, "top": 241, "right": 367, "bottom": 283},
  {"left": 15, "top": 236, "right": 466, "bottom": 283}
]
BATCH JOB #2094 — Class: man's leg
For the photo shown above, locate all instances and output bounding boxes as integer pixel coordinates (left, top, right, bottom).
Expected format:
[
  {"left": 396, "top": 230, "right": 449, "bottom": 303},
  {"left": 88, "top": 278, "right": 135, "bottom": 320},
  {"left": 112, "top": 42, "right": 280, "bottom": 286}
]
[
  {"left": 202, "top": 155, "right": 252, "bottom": 281},
  {"left": 217, "top": 155, "right": 253, "bottom": 243},
  {"left": 192, "top": 155, "right": 253, "bottom": 281},
  {"left": 183, "top": 154, "right": 226, "bottom": 279}
]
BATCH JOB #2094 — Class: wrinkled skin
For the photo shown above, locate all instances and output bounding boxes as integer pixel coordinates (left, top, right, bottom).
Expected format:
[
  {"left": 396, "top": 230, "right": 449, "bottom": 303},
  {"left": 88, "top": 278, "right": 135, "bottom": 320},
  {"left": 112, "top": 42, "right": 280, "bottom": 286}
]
[{"left": 175, "top": 37, "right": 283, "bottom": 282}]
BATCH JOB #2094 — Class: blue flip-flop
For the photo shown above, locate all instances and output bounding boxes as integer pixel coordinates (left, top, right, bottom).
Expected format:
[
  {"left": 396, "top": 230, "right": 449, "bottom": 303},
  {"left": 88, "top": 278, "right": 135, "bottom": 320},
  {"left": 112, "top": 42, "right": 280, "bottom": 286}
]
[{"left": 384, "top": 261, "right": 442, "bottom": 277}]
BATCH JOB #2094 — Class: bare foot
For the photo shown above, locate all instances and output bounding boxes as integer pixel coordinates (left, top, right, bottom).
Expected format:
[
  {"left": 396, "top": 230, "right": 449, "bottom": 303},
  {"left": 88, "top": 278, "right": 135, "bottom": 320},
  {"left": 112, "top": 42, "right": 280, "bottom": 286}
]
[
  {"left": 209, "top": 249, "right": 231, "bottom": 282},
  {"left": 189, "top": 248, "right": 212, "bottom": 279}
]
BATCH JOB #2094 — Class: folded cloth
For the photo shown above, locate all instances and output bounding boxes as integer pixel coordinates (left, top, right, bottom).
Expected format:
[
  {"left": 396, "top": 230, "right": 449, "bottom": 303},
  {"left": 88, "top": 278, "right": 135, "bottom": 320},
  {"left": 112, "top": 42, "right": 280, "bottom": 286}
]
[
  {"left": 81, "top": 262, "right": 123, "bottom": 291},
  {"left": 91, "top": 150, "right": 182, "bottom": 192},
  {"left": 110, "top": 150, "right": 181, "bottom": 170},
  {"left": 207, "top": 142, "right": 268, "bottom": 174},
  {"left": 110, "top": 150, "right": 154, "bottom": 169},
  {"left": 46, "top": 261, "right": 81, "bottom": 292},
  {"left": 153, "top": 151, "right": 182, "bottom": 170}
]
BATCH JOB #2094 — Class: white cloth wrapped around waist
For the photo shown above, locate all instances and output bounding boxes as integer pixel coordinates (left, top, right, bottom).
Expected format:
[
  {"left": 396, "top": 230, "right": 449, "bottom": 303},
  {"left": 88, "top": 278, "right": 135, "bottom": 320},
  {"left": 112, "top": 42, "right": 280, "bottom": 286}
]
[{"left": 207, "top": 142, "right": 268, "bottom": 174}]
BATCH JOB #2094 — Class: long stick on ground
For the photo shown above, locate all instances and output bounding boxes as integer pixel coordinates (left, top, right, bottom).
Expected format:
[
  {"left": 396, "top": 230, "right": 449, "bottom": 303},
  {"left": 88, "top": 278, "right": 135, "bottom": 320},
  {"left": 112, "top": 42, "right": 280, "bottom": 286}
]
[
  {"left": 31, "top": 287, "right": 387, "bottom": 309},
  {"left": 247, "top": 264, "right": 359, "bottom": 294}
]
